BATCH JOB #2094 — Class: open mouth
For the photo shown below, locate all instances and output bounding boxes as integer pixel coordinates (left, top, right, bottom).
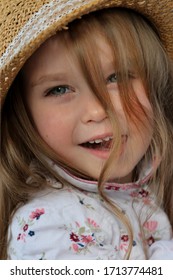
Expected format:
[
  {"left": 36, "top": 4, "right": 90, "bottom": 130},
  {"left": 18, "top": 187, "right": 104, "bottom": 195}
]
[{"left": 80, "top": 136, "right": 113, "bottom": 151}]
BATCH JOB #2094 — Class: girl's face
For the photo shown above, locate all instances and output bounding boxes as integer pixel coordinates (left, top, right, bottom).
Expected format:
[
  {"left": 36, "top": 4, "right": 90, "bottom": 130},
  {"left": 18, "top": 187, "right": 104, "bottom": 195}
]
[{"left": 23, "top": 33, "right": 153, "bottom": 182}]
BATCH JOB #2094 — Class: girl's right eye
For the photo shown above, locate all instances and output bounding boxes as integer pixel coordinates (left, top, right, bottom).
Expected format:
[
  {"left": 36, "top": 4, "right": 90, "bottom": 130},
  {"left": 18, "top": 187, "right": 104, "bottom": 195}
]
[{"left": 45, "top": 85, "right": 73, "bottom": 97}]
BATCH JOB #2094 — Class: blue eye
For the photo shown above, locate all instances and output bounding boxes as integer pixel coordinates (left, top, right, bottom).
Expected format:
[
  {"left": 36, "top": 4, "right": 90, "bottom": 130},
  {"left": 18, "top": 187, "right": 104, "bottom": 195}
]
[
  {"left": 107, "top": 73, "right": 118, "bottom": 84},
  {"left": 46, "top": 85, "right": 71, "bottom": 97},
  {"left": 107, "top": 71, "right": 136, "bottom": 84}
]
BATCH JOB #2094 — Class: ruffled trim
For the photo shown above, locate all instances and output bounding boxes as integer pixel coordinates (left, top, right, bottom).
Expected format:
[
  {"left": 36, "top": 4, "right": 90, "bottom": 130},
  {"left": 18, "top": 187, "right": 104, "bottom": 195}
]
[{"left": 47, "top": 159, "right": 157, "bottom": 193}]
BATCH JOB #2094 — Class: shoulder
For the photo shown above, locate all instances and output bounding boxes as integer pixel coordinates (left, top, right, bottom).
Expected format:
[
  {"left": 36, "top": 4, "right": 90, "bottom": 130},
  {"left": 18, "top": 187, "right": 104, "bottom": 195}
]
[
  {"left": 149, "top": 239, "right": 173, "bottom": 259},
  {"left": 8, "top": 186, "right": 91, "bottom": 233},
  {"left": 7, "top": 187, "right": 81, "bottom": 258},
  {"left": 7, "top": 186, "right": 118, "bottom": 259}
]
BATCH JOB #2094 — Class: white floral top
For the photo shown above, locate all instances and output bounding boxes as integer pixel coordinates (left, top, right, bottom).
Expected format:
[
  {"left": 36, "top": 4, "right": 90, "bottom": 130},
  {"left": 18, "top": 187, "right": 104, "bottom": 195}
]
[{"left": 7, "top": 161, "right": 173, "bottom": 260}]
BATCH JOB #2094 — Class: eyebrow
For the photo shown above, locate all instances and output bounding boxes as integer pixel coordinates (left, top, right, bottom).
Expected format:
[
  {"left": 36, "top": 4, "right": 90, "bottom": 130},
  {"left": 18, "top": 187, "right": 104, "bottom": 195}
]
[{"left": 30, "top": 73, "right": 67, "bottom": 87}]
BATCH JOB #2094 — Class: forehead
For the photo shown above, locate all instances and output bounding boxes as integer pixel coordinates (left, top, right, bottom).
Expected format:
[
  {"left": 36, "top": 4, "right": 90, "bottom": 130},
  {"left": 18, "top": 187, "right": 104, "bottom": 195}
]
[{"left": 22, "top": 32, "right": 114, "bottom": 78}]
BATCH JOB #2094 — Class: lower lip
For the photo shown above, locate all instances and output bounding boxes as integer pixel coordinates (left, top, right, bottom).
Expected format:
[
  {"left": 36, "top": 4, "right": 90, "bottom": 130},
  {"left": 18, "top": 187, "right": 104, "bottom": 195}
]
[
  {"left": 81, "top": 135, "right": 128, "bottom": 160},
  {"left": 81, "top": 146, "right": 111, "bottom": 159}
]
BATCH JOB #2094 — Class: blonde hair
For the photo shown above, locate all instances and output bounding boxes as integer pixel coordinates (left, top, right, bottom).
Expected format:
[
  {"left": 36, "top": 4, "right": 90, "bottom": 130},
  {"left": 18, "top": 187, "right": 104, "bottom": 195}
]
[{"left": 1, "top": 8, "right": 173, "bottom": 259}]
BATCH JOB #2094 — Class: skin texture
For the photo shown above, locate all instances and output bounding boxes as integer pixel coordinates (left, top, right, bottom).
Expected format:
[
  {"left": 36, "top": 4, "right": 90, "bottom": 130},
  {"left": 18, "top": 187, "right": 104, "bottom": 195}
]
[{"left": 23, "top": 33, "right": 153, "bottom": 182}]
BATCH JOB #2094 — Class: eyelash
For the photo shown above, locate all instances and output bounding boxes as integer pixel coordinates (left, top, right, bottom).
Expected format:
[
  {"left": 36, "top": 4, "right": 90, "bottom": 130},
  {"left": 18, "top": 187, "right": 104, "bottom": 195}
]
[
  {"left": 106, "top": 73, "right": 118, "bottom": 84},
  {"left": 45, "top": 72, "right": 135, "bottom": 97},
  {"left": 107, "top": 71, "right": 135, "bottom": 84},
  {"left": 45, "top": 85, "right": 73, "bottom": 97}
]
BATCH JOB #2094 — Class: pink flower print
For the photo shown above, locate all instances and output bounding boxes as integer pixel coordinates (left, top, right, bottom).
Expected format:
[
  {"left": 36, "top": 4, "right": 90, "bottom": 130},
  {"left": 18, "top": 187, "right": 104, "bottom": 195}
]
[
  {"left": 81, "top": 235, "right": 93, "bottom": 244},
  {"left": 72, "top": 243, "right": 79, "bottom": 252},
  {"left": 17, "top": 233, "right": 26, "bottom": 241},
  {"left": 130, "top": 191, "right": 138, "bottom": 198},
  {"left": 119, "top": 234, "right": 129, "bottom": 252},
  {"left": 29, "top": 208, "right": 45, "bottom": 220},
  {"left": 75, "top": 221, "right": 80, "bottom": 228},
  {"left": 87, "top": 218, "right": 99, "bottom": 228},
  {"left": 144, "top": 220, "right": 158, "bottom": 233},
  {"left": 20, "top": 233, "right": 26, "bottom": 241},
  {"left": 138, "top": 189, "right": 149, "bottom": 198},
  {"left": 147, "top": 236, "right": 155, "bottom": 246},
  {"left": 23, "top": 224, "right": 28, "bottom": 232},
  {"left": 142, "top": 197, "right": 151, "bottom": 205},
  {"left": 121, "top": 185, "right": 131, "bottom": 191},
  {"left": 119, "top": 243, "right": 128, "bottom": 252},
  {"left": 106, "top": 185, "right": 120, "bottom": 191},
  {"left": 121, "top": 235, "right": 129, "bottom": 242},
  {"left": 70, "top": 232, "right": 80, "bottom": 242}
]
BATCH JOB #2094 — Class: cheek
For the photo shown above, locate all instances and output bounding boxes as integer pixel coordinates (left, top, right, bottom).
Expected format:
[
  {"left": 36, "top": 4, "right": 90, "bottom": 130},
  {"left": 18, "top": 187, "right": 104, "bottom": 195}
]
[
  {"left": 42, "top": 119, "right": 69, "bottom": 145},
  {"left": 129, "top": 81, "right": 153, "bottom": 130},
  {"left": 110, "top": 92, "right": 128, "bottom": 129},
  {"left": 30, "top": 108, "right": 72, "bottom": 147},
  {"left": 133, "top": 80, "right": 152, "bottom": 111},
  {"left": 129, "top": 115, "right": 153, "bottom": 153}
]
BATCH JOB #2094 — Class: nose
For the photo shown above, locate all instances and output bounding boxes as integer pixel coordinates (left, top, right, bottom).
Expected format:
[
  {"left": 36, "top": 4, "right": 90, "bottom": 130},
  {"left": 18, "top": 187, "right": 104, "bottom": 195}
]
[{"left": 81, "top": 90, "right": 107, "bottom": 123}]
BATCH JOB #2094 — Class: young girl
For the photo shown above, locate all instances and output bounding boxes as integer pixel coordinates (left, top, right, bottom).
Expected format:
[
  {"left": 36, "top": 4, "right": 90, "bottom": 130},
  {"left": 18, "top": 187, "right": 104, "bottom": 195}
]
[{"left": 1, "top": 0, "right": 173, "bottom": 260}]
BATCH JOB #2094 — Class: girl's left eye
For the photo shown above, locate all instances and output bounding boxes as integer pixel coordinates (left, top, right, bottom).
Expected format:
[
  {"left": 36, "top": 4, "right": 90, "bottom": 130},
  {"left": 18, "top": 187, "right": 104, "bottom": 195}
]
[
  {"left": 107, "top": 73, "right": 117, "bottom": 84},
  {"left": 45, "top": 85, "right": 72, "bottom": 97}
]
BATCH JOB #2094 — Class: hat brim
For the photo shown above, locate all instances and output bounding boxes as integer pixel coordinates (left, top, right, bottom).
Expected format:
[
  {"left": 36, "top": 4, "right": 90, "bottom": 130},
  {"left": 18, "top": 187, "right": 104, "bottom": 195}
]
[{"left": 0, "top": 0, "right": 173, "bottom": 106}]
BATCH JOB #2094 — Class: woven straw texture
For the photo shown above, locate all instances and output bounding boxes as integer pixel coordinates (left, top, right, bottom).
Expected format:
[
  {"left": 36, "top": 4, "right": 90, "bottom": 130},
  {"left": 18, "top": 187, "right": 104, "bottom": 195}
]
[{"left": 0, "top": 0, "right": 173, "bottom": 106}]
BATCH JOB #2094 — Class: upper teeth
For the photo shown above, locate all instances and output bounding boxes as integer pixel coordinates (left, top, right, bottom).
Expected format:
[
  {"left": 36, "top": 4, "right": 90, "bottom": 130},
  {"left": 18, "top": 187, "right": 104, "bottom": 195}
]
[{"left": 89, "top": 136, "right": 113, "bottom": 144}]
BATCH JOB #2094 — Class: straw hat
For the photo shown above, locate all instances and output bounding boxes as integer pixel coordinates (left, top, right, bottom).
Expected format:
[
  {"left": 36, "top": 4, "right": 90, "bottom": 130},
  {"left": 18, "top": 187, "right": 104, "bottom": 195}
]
[{"left": 0, "top": 0, "right": 173, "bottom": 107}]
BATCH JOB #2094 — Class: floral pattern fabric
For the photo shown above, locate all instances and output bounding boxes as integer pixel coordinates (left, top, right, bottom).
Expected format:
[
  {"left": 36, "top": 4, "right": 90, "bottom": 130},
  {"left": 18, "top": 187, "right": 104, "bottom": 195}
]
[{"left": 7, "top": 162, "right": 173, "bottom": 260}]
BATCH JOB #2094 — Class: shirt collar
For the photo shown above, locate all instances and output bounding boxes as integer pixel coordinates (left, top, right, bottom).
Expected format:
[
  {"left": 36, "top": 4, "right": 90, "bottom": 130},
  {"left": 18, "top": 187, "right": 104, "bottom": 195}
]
[{"left": 47, "top": 159, "right": 154, "bottom": 193}]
